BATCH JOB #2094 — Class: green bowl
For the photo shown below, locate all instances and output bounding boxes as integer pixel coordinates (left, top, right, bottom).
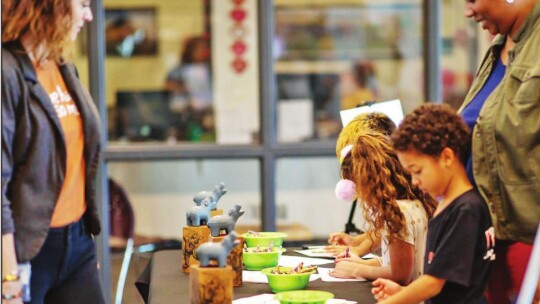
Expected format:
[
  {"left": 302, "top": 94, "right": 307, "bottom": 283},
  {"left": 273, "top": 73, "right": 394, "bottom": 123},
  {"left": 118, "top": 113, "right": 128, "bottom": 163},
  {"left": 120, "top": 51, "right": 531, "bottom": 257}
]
[
  {"left": 243, "top": 247, "right": 286, "bottom": 270},
  {"left": 242, "top": 232, "right": 288, "bottom": 247},
  {"left": 261, "top": 267, "right": 316, "bottom": 293},
  {"left": 274, "top": 290, "right": 334, "bottom": 304}
]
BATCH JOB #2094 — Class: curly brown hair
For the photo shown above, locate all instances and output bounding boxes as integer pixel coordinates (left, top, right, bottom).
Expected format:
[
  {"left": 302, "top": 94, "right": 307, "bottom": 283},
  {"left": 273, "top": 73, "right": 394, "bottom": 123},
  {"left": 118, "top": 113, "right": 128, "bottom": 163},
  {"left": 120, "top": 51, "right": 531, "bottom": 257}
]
[
  {"left": 341, "top": 132, "right": 437, "bottom": 241},
  {"left": 336, "top": 112, "right": 396, "bottom": 158},
  {"left": 391, "top": 103, "right": 471, "bottom": 165},
  {"left": 2, "top": 0, "right": 74, "bottom": 65}
]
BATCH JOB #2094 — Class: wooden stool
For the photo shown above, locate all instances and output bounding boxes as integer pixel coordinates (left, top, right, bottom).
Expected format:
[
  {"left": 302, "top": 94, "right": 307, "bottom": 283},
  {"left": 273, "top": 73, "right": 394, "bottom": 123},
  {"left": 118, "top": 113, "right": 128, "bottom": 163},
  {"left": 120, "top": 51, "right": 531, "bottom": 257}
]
[
  {"left": 182, "top": 226, "right": 210, "bottom": 273},
  {"left": 189, "top": 265, "right": 233, "bottom": 304},
  {"left": 211, "top": 235, "right": 244, "bottom": 287}
]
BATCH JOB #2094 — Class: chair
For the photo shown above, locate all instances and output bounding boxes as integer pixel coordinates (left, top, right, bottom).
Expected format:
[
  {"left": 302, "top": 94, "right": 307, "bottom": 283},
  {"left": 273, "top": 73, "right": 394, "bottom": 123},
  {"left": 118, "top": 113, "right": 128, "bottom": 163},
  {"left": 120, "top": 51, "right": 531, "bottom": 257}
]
[{"left": 109, "top": 178, "right": 181, "bottom": 304}]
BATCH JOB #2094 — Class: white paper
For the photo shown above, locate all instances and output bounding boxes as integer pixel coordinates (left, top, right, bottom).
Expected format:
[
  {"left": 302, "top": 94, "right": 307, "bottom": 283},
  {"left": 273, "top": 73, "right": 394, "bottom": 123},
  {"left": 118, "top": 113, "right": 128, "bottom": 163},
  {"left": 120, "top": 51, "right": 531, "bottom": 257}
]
[
  {"left": 294, "top": 249, "right": 379, "bottom": 260},
  {"left": 233, "top": 293, "right": 276, "bottom": 303},
  {"left": 233, "top": 294, "right": 357, "bottom": 304},
  {"left": 242, "top": 270, "right": 270, "bottom": 283},
  {"left": 279, "top": 255, "right": 334, "bottom": 267},
  {"left": 317, "top": 267, "right": 366, "bottom": 282},
  {"left": 361, "top": 253, "right": 379, "bottom": 260},
  {"left": 295, "top": 248, "right": 335, "bottom": 258},
  {"left": 339, "top": 99, "right": 404, "bottom": 127}
]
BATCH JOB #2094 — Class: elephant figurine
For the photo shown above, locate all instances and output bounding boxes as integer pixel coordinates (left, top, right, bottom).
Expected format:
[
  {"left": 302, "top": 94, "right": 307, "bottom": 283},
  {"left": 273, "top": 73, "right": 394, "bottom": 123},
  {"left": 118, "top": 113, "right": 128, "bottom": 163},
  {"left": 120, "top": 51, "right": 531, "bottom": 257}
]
[
  {"left": 195, "top": 231, "right": 240, "bottom": 267},
  {"left": 186, "top": 199, "right": 217, "bottom": 226},
  {"left": 207, "top": 204, "right": 245, "bottom": 237},
  {"left": 193, "top": 182, "right": 227, "bottom": 211}
]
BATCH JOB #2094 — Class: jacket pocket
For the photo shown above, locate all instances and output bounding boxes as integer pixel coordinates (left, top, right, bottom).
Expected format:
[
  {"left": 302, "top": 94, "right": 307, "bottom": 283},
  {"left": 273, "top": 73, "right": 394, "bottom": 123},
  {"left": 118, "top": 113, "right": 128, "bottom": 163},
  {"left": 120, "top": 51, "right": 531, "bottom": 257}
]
[{"left": 509, "top": 65, "right": 540, "bottom": 104}]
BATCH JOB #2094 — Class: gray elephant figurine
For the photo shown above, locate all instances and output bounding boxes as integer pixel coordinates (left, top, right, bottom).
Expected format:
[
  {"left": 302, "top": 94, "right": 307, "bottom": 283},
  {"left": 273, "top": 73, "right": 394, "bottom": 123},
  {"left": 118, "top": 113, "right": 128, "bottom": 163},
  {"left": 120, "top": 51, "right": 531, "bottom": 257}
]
[
  {"left": 207, "top": 204, "right": 245, "bottom": 237},
  {"left": 193, "top": 182, "right": 227, "bottom": 211},
  {"left": 195, "top": 231, "right": 240, "bottom": 267},
  {"left": 186, "top": 199, "right": 217, "bottom": 226}
]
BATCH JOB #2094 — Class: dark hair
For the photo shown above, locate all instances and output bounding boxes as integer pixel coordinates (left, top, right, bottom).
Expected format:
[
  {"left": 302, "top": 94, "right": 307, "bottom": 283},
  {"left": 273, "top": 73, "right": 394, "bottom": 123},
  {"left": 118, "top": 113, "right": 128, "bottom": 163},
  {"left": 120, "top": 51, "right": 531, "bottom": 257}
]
[
  {"left": 181, "top": 36, "right": 209, "bottom": 64},
  {"left": 391, "top": 103, "right": 471, "bottom": 165}
]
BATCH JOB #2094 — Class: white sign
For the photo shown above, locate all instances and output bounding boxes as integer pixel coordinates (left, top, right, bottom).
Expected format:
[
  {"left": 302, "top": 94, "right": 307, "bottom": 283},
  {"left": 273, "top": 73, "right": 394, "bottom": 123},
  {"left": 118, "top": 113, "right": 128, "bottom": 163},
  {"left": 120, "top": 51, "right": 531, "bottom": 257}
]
[{"left": 339, "top": 99, "right": 404, "bottom": 127}]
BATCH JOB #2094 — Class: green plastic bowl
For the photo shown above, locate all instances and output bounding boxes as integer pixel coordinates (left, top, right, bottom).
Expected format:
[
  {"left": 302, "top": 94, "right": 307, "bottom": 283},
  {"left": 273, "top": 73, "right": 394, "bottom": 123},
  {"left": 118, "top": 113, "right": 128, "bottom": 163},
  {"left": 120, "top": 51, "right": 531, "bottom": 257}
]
[
  {"left": 242, "top": 232, "right": 288, "bottom": 247},
  {"left": 243, "top": 247, "right": 286, "bottom": 270},
  {"left": 274, "top": 290, "right": 334, "bottom": 304},
  {"left": 261, "top": 267, "right": 316, "bottom": 293}
]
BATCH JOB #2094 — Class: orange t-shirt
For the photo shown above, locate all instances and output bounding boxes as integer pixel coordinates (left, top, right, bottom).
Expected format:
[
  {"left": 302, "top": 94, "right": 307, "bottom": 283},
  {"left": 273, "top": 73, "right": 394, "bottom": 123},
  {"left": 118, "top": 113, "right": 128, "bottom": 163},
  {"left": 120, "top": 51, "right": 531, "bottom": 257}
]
[{"left": 35, "top": 62, "right": 86, "bottom": 227}]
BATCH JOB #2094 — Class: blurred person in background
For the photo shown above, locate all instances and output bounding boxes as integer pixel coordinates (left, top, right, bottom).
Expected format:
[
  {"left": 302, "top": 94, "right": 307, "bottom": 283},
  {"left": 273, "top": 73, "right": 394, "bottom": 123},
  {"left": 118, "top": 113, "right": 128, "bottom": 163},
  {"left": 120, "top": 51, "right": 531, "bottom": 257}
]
[
  {"left": 341, "top": 61, "right": 379, "bottom": 110},
  {"left": 2, "top": 0, "right": 105, "bottom": 303},
  {"left": 165, "top": 35, "right": 214, "bottom": 142}
]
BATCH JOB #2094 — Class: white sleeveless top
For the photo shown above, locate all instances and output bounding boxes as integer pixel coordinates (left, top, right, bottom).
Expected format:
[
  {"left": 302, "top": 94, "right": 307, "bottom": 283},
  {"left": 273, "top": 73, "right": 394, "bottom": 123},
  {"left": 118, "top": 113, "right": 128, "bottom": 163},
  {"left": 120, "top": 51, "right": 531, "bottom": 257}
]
[{"left": 379, "top": 199, "right": 429, "bottom": 281}]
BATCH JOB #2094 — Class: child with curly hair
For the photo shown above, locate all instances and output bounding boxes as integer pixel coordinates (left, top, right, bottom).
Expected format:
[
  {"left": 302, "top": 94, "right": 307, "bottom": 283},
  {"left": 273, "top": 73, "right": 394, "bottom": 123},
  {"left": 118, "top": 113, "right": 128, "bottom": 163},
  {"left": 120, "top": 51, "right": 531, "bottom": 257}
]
[
  {"left": 330, "top": 131, "right": 437, "bottom": 285},
  {"left": 372, "top": 103, "right": 493, "bottom": 303},
  {"left": 326, "top": 112, "right": 398, "bottom": 257}
]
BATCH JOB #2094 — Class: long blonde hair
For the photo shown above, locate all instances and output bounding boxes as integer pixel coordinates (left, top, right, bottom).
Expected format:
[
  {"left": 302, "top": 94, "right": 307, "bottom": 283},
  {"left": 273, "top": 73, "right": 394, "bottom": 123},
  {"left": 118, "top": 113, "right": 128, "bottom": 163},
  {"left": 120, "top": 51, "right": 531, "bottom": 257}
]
[
  {"left": 2, "top": 0, "right": 74, "bottom": 65},
  {"left": 341, "top": 132, "right": 437, "bottom": 241}
]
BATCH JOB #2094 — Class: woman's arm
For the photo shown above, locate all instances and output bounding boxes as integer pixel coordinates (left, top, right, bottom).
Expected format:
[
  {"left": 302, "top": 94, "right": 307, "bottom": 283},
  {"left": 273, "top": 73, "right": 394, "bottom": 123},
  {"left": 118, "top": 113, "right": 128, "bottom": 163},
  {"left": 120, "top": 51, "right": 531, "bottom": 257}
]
[
  {"left": 378, "top": 274, "right": 445, "bottom": 304},
  {"left": 2, "top": 234, "right": 23, "bottom": 304}
]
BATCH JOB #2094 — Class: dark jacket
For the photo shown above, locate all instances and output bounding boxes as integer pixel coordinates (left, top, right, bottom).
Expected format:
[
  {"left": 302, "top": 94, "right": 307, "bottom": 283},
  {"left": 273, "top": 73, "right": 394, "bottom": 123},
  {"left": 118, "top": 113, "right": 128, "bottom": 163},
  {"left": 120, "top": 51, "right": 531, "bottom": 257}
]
[{"left": 1, "top": 41, "right": 102, "bottom": 262}]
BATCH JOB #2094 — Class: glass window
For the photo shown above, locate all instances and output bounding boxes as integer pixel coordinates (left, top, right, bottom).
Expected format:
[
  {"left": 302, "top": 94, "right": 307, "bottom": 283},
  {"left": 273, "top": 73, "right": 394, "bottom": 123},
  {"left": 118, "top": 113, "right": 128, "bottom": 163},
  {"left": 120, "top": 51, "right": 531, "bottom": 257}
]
[
  {"left": 108, "top": 160, "right": 261, "bottom": 239},
  {"left": 274, "top": 0, "right": 424, "bottom": 143},
  {"left": 440, "top": 0, "right": 478, "bottom": 109},
  {"left": 77, "top": 0, "right": 262, "bottom": 145},
  {"left": 276, "top": 157, "right": 361, "bottom": 241}
]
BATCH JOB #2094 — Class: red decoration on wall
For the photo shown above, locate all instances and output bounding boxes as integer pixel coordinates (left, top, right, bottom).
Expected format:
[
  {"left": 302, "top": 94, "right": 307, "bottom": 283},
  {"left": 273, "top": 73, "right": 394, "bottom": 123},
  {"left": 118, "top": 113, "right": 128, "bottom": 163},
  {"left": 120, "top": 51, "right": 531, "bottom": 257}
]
[
  {"left": 230, "top": 8, "right": 247, "bottom": 22},
  {"left": 229, "top": 0, "right": 248, "bottom": 73},
  {"left": 231, "top": 40, "right": 247, "bottom": 55}
]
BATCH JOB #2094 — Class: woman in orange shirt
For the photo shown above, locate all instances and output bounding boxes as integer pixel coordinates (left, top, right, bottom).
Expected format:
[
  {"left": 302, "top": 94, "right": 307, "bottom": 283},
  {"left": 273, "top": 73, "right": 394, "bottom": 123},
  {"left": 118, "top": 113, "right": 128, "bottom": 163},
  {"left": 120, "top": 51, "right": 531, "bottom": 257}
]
[{"left": 2, "top": 1, "right": 105, "bottom": 303}]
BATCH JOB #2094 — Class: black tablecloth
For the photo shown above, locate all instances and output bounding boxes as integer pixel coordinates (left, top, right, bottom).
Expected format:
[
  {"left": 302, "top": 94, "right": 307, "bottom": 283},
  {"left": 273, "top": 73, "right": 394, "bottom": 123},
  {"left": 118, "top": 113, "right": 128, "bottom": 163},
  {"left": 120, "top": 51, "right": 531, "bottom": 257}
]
[{"left": 136, "top": 249, "right": 376, "bottom": 304}]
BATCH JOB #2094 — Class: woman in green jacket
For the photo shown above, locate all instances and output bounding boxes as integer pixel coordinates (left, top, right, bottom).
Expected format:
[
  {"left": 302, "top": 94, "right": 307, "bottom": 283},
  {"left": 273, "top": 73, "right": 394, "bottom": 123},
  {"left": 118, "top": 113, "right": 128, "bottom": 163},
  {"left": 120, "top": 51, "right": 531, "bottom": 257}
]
[{"left": 458, "top": 0, "right": 540, "bottom": 302}]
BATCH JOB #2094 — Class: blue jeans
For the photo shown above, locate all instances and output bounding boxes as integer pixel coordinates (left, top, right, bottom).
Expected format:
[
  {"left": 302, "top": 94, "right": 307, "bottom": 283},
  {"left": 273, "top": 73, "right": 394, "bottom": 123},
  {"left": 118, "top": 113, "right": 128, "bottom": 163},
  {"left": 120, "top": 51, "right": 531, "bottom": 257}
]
[{"left": 27, "top": 218, "right": 106, "bottom": 304}]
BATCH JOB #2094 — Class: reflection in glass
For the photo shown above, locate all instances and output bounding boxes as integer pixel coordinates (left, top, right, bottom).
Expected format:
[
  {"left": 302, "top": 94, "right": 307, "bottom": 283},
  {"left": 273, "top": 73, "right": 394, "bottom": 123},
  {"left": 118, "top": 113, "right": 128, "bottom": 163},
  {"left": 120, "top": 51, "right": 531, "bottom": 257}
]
[
  {"left": 440, "top": 0, "right": 478, "bottom": 109},
  {"left": 274, "top": 1, "right": 424, "bottom": 143}
]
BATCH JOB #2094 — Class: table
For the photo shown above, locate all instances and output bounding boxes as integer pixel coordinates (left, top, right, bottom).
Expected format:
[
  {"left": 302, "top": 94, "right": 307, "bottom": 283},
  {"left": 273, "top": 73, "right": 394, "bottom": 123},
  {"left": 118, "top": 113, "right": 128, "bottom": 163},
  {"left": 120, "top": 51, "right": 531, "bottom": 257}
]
[{"left": 136, "top": 250, "right": 376, "bottom": 303}]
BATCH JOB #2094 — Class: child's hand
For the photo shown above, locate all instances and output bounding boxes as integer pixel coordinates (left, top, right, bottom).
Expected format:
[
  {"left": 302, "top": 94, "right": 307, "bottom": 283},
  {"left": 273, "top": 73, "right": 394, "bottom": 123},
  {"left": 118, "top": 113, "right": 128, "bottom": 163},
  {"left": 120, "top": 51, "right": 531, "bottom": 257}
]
[
  {"left": 328, "top": 232, "right": 354, "bottom": 246},
  {"left": 335, "top": 252, "right": 361, "bottom": 263},
  {"left": 371, "top": 278, "right": 402, "bottom": 301},
  {"left": 323, "top": 244, "right": 347, "bottom": 256},
  {"left": 329, "top": 260, "right": 359, "bottom": 279}
]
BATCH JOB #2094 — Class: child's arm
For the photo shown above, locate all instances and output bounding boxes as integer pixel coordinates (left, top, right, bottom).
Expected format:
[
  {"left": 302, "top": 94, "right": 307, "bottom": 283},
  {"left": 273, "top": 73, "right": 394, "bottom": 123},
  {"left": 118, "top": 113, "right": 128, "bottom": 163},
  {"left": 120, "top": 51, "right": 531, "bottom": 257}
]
[
  {"left": 377, "top": 274, "right": 445, "bottom": 304},
  {"left": 332, "top": 237, "right": 414, "bottom": 285},
  {"left": 352, "top": 234, "right": 381, "bottom": 256}
]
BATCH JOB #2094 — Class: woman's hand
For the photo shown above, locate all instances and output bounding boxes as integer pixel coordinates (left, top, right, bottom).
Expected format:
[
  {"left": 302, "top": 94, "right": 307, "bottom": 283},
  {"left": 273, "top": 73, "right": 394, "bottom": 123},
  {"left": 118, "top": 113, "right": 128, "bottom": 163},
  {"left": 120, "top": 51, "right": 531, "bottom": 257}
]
[
  {"left": 2, "top": 280, "right": 23, "bottom": 304},
  {"left": 2, "top": 234, "right": 23, "bottom": 304},
  {"left": 371, "top": 278, "right": 402, "bottom": 301}
]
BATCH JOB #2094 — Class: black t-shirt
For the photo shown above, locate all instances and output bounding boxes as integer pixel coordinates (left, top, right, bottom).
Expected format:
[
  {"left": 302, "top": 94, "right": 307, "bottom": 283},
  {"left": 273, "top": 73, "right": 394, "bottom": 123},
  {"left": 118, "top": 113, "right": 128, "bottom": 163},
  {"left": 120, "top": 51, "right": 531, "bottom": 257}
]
[{"left": 425, "top": 189, "right": 494, "bottom": 304}]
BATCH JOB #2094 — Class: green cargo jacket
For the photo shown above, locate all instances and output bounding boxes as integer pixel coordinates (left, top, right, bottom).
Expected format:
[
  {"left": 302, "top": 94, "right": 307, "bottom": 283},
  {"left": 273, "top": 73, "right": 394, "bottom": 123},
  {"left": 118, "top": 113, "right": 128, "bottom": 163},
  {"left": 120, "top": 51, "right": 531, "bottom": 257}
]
[{"left": 458, "top": 4, "right": 540, "bottom": 244}]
